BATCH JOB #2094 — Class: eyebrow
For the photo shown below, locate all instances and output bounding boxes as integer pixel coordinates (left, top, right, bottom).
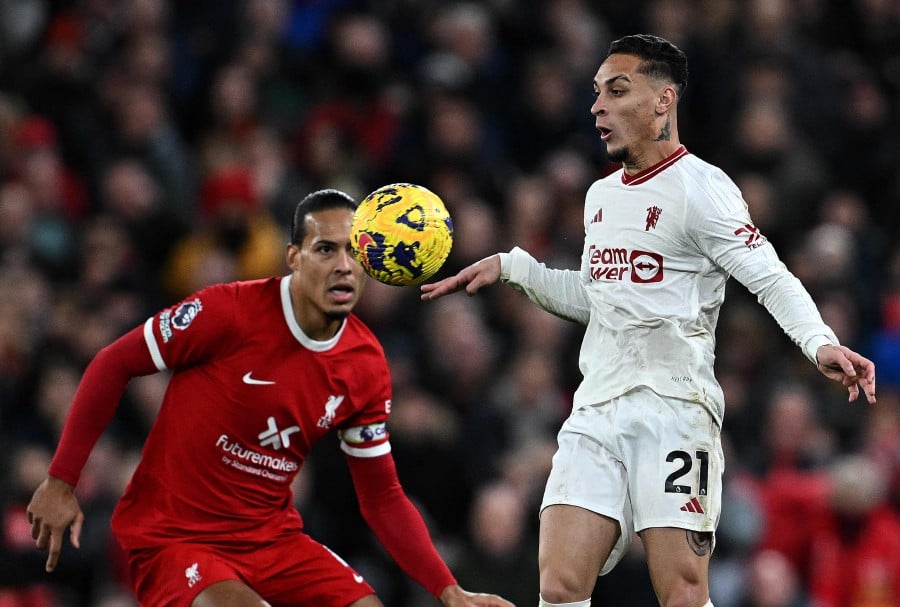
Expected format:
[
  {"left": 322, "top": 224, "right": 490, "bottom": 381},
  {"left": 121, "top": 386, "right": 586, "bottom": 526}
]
[{"left": 595, "top": 74, "right": 632, "bottom": 88}]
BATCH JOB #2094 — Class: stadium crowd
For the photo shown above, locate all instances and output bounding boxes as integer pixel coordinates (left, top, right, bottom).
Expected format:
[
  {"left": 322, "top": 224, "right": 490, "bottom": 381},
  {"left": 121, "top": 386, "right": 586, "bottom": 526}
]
[{"left": 0, "top": 1, "right": 898, "bottom": 606}]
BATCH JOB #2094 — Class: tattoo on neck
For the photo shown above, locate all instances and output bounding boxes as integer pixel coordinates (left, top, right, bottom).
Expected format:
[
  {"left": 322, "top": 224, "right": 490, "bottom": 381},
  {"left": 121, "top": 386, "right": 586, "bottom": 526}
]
[
  {"left": 655, "top": 115, "right": 671, "bottom": 141},
  {"left": 686, "top": 530, "right": 713, "bottom": 556}
]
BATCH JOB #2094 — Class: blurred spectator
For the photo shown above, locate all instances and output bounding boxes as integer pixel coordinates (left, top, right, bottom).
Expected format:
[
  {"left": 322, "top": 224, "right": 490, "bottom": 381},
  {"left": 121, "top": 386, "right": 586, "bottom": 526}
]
[
  {"left": 198, "top": 63, "right": 262, "bottom": 173},
  {"left": 737, "top": 550, "right": 811, "bottom": 607},
  {"left": 162, "top": 165, "right": 284, "bottom": 299},
  {"left": 245, "top": 126, "right": 310, "bottom": 227},
  {"left": 722, "top": 95, "right": 829, "bottom": 239},
  {"left": 10, "top": 115, "right": 87, "bottom": 221},
  {"left": 106, "top": 82, "right": 195, "bottom": 215},
  {"left": 388, "top": 385, "right": 472, "bottom": 537},
  {"left": 505, "top": 51, "right": 585, "bottom": 172},
  {"left": 0, "top": 444, "right": 64, "bottom": 605},
  {"left": 754, "top": 382, "right": 836, "bottom": 474},
  {"left": 868, "top": 250, "right": 900, "bottom": 390},
  {"left": 98, "top": 158, "right": 188, "bottom": 293},
  {"left": 460, "top": 346, "right": 569, "bottom": 484},
  {"left": 442, "top": 194, "right": 501, "bottom": 272},
  {"left": 453, "top": 482, "right": 539, "bottom": 607},
  {"left": 808, "top": 455, "right": 900, "bottom": 607},
  {"left": 418, "top": 295, "right": 500, "bottom": 414},
  {"left": 502, "top": 174, "right": 557, "bottom": 260}
]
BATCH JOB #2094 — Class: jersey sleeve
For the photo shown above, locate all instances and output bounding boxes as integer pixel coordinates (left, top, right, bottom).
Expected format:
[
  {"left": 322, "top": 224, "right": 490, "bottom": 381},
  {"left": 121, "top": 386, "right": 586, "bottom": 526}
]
[
  {"left": 48, "top": 326, "right": 157, "bottom": 485},
  {"left": 685, "top": 169, "right": 838, "bottom": 362},
  {"left": 337, "top": 345, "right": 393, "bottom": 459},
  {"left": 498, "top": 247, "right": 591, "bottom": 325},
  {"left": 346, "top": 452, "right": 457, "bottom": 598},
  {"left": 143, "top": 283, "right": 238, "bottom": 371}
]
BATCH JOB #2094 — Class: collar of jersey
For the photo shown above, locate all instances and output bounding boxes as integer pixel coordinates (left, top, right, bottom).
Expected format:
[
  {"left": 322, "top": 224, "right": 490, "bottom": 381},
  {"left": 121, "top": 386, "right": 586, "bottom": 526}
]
[
  {"left": 621, "top": 145, "right": 689, "bottom": 186},
  {"left": 280, "top": 275, "right": 345, "bottom": 351}
]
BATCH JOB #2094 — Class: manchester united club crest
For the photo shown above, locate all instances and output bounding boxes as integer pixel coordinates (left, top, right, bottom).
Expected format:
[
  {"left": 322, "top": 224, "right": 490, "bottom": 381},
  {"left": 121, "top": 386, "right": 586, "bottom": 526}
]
[{"left": 645, "top": 206, "right": 662, "bottom": 231}]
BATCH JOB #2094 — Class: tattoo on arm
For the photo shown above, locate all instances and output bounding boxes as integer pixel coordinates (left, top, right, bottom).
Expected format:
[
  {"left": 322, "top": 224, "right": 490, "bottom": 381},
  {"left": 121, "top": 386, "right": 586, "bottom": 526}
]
[
  {"left": 655, "top": 115, "right": 671, "bottom": 141},
  {"left": 686, "top": 530, "right": 713, "bottom": 556}
]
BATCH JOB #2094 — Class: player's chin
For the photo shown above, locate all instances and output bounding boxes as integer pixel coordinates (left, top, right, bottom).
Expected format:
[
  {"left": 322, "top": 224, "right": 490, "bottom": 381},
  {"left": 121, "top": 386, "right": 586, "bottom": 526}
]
[
  {"left": 325, "top": 309, "right": 351, "bottom": 322},
  {"left": 606, "top": 143, "right": 628, "bottom": 163},
  {"left": 324, "top": 297, "right": 357, "bottom": 315},
  {"left": 324, "top": 291, "right": 359, "bottom": 318}
]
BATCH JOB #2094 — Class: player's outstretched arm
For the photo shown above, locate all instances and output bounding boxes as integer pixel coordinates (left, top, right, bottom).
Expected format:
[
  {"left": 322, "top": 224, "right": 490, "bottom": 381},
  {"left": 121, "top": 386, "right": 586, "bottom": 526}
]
[
  {"left": 420, "top": 255, "right": 501, "bottom": 301},
  {"left": 347, "top": 452, "right": 516, "bottom": 605},
  {"left": 26, "top": 476, "right": 84, "bottom": 572},
  {"left": 439, "top": 584, "right": 515, "bottom": 607},
  {"left": 816, "top": 344, "right": 877, "bottom": 404}
]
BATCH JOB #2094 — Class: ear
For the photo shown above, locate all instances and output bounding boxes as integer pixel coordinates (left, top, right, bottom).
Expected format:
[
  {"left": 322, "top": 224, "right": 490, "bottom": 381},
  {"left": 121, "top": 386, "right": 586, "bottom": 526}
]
[
  {"left": 286, "top": 242, "right": 300, "bottom": 270},
  {"left": 656, "top": 85, "right": 677, "bottom": 115}
]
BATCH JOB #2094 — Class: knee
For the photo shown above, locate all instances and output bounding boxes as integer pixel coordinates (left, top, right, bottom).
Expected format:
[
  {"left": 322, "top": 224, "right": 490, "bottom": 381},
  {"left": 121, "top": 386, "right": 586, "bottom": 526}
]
[
  {"left": 657, "top": 579, "right": 708, "bottom": 607},
  {"left": 539, "top": 568, "right": 594, "bottom": 604}
]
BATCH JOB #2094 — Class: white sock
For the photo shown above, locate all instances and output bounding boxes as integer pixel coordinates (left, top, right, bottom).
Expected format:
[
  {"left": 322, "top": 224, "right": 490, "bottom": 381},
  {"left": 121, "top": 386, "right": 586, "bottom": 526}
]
[
  {"left": 702, "top": 601, "right": 714, "bottom": 607},
  {"left": 538, "top": 597, "right": 590, "bottom": 607}
]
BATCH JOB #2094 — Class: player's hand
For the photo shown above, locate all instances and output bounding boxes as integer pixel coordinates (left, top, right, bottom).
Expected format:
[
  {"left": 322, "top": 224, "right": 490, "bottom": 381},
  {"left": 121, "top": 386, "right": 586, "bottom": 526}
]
[
  {"left": 815, "top": 344, "right": 876, "bottom": 404},
  {"left": 439, "top": 584, "right": 516, "bottom": 607},
  {"left": 421, "top": 255, "right": 501, "bottom": 301},
  {"left": 26, "top": 476, "right": 84, "bottom": 572}
]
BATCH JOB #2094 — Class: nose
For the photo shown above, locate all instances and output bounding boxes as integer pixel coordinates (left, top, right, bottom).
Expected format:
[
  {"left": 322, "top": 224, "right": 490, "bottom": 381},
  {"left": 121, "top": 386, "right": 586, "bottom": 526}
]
[
  {"left": 591, "top": 97, "right": 606, "bottom": 117},
  {"left": 336, "top": 246, "right": 356, "bottom": 273}
]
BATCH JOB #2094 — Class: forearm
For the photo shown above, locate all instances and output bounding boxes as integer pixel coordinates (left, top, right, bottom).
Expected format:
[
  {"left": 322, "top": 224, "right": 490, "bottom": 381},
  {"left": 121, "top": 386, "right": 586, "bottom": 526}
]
[
  {"left": 500, "top": 246, "right": 591, "bottom": 324},
  {"left": 347, "top": 453, "right": 456, "bottom": 598},
  {"left": 737, "top": 258, "right": 838, "bottom": 362},
  {"left": 49, "top": 326, "right": 156, "bottom": 485}
]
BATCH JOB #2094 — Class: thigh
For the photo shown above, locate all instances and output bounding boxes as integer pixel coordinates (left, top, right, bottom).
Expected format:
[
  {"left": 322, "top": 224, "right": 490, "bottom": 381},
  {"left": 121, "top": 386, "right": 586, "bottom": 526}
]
[
  {"left": 193, "top": 581, "right": 384, "bottom": 607},
  {"left": 541, "top": 418, "right": 635, "bottom": 575},
  {"left": 255, "top": 533, "right": 376, "bottom": 607},
  {"left": 540, "top": 504, "right": 619, "bottom": 580},
  {"left": 193, "top": 580, "right": 270, "bottom": 607},
  {"left": 127, "top": 543, "right": 244, "bottom": 607},
  {"left": 639, "top": 527, "right": 711, "bottom": 606}
]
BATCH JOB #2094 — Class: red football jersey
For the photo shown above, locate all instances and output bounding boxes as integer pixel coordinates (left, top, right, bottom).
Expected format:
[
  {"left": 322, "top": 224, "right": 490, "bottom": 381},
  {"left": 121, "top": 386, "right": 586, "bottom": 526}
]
[{"left": 111, "top": 276, "right": 392, "bottom": 550}]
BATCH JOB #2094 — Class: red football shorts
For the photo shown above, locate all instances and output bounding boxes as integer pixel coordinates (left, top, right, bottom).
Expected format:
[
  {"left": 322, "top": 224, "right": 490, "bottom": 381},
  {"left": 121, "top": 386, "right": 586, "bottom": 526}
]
[{"left": 125, "top": 532, "right": 376, "bottom": 607}]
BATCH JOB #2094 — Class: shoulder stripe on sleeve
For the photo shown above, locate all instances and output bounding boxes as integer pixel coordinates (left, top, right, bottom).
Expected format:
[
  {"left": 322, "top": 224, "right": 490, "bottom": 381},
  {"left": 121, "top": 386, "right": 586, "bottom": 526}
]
[
  {"left": 340, "top": 441, "right": 392, "bottom": 458},
  {"left": 143, "top": 317, "right": 167, "bottom": 371}
]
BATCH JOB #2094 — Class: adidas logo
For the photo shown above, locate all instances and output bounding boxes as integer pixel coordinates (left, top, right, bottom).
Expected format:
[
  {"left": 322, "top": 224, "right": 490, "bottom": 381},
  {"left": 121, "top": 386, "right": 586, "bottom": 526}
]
[
  {"left": 590, "top": 208, "right": 603, "bottom": 224},
  {"left": 680, "top": 497, "right": 704, "bottom": 514}
]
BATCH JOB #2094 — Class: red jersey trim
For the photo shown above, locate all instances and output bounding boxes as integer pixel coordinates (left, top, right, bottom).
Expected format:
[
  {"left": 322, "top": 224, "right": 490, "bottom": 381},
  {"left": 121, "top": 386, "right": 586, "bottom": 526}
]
[{"left": 621, "top": 145, "right": 689, "bottom": 186}]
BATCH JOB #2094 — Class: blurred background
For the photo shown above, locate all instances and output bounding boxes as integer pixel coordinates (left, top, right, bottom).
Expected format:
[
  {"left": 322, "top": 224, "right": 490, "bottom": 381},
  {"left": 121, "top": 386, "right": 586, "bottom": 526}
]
[{"left": 0, "top": 1, "right": 898, "bottom": 606}]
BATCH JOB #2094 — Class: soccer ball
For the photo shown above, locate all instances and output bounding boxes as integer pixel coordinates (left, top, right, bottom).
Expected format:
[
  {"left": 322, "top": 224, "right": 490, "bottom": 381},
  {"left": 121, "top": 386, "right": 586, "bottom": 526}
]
[{"left": 350, "top": 183, "right": 454, "bottom": 286}]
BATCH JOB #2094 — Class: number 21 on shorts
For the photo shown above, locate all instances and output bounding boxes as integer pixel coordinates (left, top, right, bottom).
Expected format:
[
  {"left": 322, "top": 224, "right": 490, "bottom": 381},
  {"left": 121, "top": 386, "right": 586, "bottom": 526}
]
[{"left": 664, "top": 450, "right": 709, "bottom": 496}]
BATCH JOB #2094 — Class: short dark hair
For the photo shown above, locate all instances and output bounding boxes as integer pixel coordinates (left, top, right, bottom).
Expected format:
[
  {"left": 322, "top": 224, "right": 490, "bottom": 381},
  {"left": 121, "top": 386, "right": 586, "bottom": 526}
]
[
  {"left": 290, "top": 189, "right": 358, "bottom": 245},
  {"left": 607, "top": 34, "right": 688, "bottom": 95}
]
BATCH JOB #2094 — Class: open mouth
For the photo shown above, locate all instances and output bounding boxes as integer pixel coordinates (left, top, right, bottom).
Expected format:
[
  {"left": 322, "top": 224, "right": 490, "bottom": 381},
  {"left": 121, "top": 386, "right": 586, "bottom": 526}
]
[
  {"left": 329, "top": 284, "right": 355, "bottom": 303},
  {"left": 598, "top": 126, "right": 612, "bottom": 140}
]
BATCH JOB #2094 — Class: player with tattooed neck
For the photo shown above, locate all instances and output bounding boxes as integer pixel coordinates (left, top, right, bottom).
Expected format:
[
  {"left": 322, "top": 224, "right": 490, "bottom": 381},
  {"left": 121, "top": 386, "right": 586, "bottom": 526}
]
[{"left": 421, "top": 34, "right": 877, "bottom": 607}]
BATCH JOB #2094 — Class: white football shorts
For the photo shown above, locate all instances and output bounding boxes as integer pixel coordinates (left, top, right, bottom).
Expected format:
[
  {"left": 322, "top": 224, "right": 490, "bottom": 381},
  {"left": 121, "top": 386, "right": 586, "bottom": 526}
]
[{"left": 540, "top": 386, "right": 723, "bottom": 575}]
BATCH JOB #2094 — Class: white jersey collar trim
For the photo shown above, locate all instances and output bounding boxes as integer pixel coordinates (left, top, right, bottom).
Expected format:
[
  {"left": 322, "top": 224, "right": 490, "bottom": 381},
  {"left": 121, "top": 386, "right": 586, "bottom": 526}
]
[{"left": 280, "top": 275, "right": 345, "bottom": 351}]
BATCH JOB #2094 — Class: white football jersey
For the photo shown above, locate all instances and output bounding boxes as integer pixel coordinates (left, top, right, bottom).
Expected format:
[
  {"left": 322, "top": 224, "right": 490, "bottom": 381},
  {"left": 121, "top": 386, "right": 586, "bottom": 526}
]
[{"left": 500, "top": 146, "right": 837, "bottom": 425}]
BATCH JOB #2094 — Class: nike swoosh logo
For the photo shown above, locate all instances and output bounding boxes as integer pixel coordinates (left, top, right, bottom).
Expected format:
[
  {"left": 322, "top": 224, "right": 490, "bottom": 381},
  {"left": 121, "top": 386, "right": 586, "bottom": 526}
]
[
  {"left": 353, "top": 573, "right": 364, "bottom": 584},
  {"left": 242, "top": 372, "right": 275, "bottom": 385}
]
